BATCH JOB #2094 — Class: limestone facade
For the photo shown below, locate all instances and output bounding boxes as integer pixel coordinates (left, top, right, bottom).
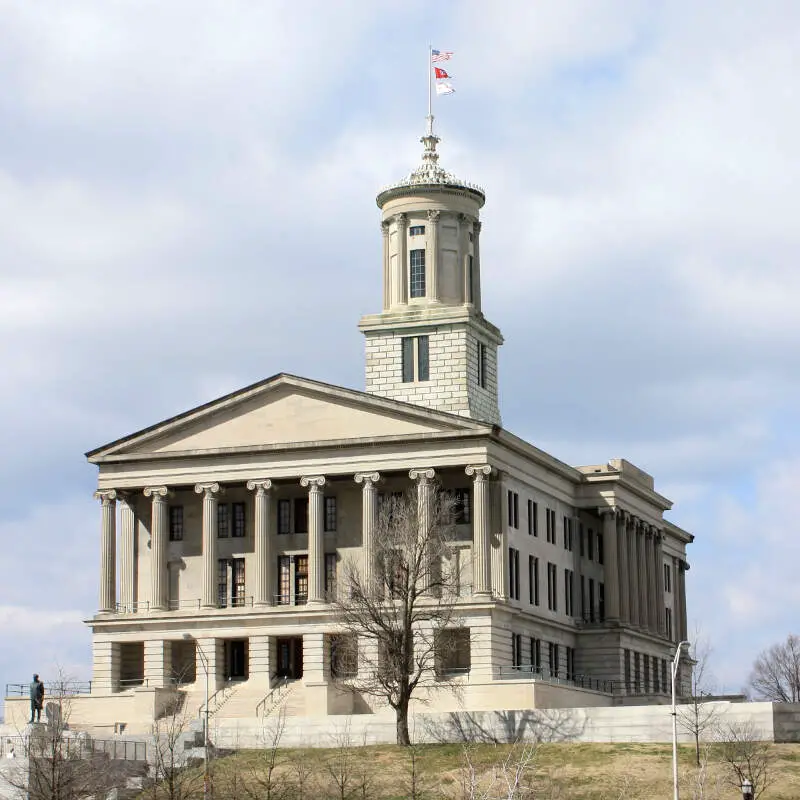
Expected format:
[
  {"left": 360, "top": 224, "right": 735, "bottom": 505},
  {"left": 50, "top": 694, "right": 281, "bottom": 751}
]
[{"left": 59, "top": 124, "right": 695, "bottom": 729}]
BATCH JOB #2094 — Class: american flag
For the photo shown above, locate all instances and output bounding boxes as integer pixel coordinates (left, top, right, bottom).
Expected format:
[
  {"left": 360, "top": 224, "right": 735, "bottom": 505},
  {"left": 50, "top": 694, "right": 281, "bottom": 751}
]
[{"left": 431, "top": 49, "right": 453, "bottom": 63}]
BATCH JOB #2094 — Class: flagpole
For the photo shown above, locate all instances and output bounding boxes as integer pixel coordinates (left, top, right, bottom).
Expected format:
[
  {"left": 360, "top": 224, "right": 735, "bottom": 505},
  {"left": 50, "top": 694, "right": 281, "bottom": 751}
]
[{"left": 427, "top": 43, "right": 433, "bottom": 135}]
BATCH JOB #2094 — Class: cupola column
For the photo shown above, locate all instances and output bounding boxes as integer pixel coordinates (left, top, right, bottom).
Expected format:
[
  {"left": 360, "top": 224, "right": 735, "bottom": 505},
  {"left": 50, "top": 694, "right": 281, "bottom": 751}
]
[
  {"left": 473, "top": 220, "right": 483, "bottom": 311},
  {"left": 427, "top": 210, "right": 440, "bottom": 301},
  {"left": 393, "top": 213, "right": 408, "bottom": 306},
  {"left": 381, "top": 221, "right": 391, "bottom": 311}
]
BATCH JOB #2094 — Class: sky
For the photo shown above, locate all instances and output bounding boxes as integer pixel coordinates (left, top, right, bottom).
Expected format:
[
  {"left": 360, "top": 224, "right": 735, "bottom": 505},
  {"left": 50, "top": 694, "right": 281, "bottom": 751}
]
[{"left": 1, "top": 1, "right": 799, "bottom": 710}]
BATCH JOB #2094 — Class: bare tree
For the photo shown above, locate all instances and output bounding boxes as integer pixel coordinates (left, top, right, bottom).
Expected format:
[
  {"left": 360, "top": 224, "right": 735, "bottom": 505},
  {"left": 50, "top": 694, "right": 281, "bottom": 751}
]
[
  {"left": 714, "top": 719, "right": 774, "bottom": 800},
  {"left": 2, "top": 671, "right": 129, "bottom": 800},
  {"left": 747, "top": 633, "right": 800, "bottom": 702},
  {"left": 146, "top": 702, "right": 203, "bottom": 800},
  {"left": 333, "top": 487, "right": 461, "bottom": 745},
  {"left": 245, "top": 706, "right": 288, "bottom": 800},
  {"left": 678, "top": 629, "right": 721, "bottom": 766}
]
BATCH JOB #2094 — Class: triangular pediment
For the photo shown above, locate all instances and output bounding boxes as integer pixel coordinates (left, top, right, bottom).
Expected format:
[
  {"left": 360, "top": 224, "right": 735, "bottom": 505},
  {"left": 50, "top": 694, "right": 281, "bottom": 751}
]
[{"left": 88, "top": 374, "right": 489, "bottom": 460}]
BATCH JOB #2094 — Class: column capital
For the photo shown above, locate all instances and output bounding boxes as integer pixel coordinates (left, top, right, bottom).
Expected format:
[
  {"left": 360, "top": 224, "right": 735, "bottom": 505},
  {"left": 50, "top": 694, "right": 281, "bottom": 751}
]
[
  {"left": 144, "top": 486, "right": 169, "bottom": 499},
  {"left": 393, "top": 212, "right": 408, "bottom": 228},
  {"left": 473, "top": 220, "right": 482, "bottom": 234},
  {"left": 465, "top": 464, "right": 493, "bottom": 481},
  {"left": 598, "top": 505, "right": 618, "bottom": 518},
  {"left": 427, "top": 209, "right": 441, "bottom": 222},
  {"left": 380, "top": 220, "right": 390, "bottom": 236},
  {"left": 246, "top": 478, "right": 273, "bottom": 494},
  {"left": 300, "top": 475, "right": 326, "bottom": 490},
  {"left": 409, "top": 467, "right": 436, "bottom": 482},
  {"left": 94, "top": 489, "right": 117, "bottom": 505},
  {"left": 194, "top": 482, "right": 223, "bottom": 496},
  {"left": 354, "top": 471, "right": 381, "bottom": 486}
]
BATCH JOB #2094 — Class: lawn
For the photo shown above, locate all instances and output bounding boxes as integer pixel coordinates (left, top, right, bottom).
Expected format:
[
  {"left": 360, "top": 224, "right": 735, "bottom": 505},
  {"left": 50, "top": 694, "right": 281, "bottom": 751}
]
[{"left": 197, "top": 740, "right": 800, "bottom": 799}]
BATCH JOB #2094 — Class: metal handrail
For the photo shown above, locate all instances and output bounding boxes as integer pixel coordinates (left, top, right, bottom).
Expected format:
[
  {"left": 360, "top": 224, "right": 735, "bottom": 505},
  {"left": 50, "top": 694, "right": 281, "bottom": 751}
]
[
  {"left": 255, "top": 676, "right": 291, "bottom": 718},
  {"left": 0, "top": 734, "right": 148, "bottom": 762},
  {"left": 5, "top": 681, "right": 92, "bottom": 697},
  {"left": 498, "top": 664, "right": 621, "bottom": 695},
  {"left": 168, "top": 599, "right": 202, "bottom": 610},
  {"left": 115, "top": 601, "right": 150, "bottom": 613}
]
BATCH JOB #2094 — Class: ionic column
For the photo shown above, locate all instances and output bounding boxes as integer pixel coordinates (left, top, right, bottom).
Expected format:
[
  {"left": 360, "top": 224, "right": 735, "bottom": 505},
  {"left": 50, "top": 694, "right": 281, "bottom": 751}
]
[
  {"left": 644, "top": 525, "right": 656, "bottom": 631},
  {"left": 118, "top": 493, "right": 136, "bottom": 612},
  {"left": 301, "top": 476, "right": 326, "bottom": 604},
  {"left": 600, "top": 508, "right": 620, "bottom": 621},
  {"left": 472, "top": 221, "right": 483, "bottom": 312},
  {"left": 410, "top": 468, "right": 436, "bottom": 591},
  {"left": 427, "top": 209, "right": 440, "bottom": 301},
  {"left": 654, "top": 531, "right": 666, "bottom": 635},
  {"left": 395, "top": 213, "right": 408, "bottom": 306},
  {"left": 355, "top": 472, "right": 381, "bottom": 595},
  {"left": 678, "top": 561, "right": 689, "bottom": 641},
  {"left": 144, "top": 486, "right": 169, "bottom": 611},
  {"left": 637, "top": 521, "right": 648, "bottom": 628},
  {"left": 195, "top": 482, "right": 223, "bottom": 609},
  {"left": 627, "top": 515, "right": 640, "bottom": 627},
  {"left": 466, "top": 465, "right": 492, "bottom": 596},
  {"left": 94, "top": 490, "right": 117, "bottom": 613},
  {"left": 247, "top": 479, "right": 273, "bottom": 606},
  {"left": 616, "top": 512, "right": 630, "bottom": 623},
  {"left": 381, "top": 221, "right": 391, "bottom": 311}
]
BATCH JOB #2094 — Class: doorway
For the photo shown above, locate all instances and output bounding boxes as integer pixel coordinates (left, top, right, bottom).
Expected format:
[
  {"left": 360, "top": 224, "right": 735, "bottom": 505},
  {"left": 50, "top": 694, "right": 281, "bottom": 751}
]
[
  {"left": 275, "top": 637, "right": 304, "bottom": 679},
  {"left": 225, "top": 639, "right": 248, "bottom": 681}
]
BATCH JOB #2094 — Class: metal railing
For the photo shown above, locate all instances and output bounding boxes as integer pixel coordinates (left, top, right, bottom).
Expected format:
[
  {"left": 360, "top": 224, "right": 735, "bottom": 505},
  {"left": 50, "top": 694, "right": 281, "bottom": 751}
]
[
  {"left": 168, "top": 599, "right": 202, "bottom": 611},
  {"left": 272, "top": 593, "right": 308, "bottom": 607},
  {"left": 115, "top": 601, "right": 151, "bottom": 613},
  {"left": 217, "top": 596, "right": 254, "bottom": 609},
  {"left": 5, "top": 682, "right": 92, "bottom": 697},
  {"left": 255, "top": 675, "right": 291, "bottom": 718},
  {"left": 0, "top": 735, "right": 148, "bottom": 762},
  {"left": 498, "top": 665, "right": 622, "bottom": 695}
]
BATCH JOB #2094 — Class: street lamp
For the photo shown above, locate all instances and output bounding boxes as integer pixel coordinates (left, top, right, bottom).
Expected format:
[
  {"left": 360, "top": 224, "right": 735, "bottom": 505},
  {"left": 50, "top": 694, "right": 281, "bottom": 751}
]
[
  {"left": 671, "top": 639, "right": 690, "bottom": 800},
  {"left": 741, "top": 778, "right": 754, "bottom": 800},
  {"left": 183, "top": 634, "right": 210, "bottom": 798}
]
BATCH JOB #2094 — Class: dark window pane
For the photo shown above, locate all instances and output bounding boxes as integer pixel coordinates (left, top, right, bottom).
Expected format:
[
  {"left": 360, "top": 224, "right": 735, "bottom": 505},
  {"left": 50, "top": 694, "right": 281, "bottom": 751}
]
[
  {"left": 417, "top": 335, "right": 429, "bottom": 381},
  {"left": 294, "top": 498, "right": 308, "bottom": 533},
  {"left": 324, "top": 497, "right": 337, "bottom": 532},
  {"left": 410, "top": 249, "right": 426, "bottom": 298},
  {"left": 278, "top": 499, "right": 291, "bottom": 534},
  {"left": 409, "top": 225, "right": 425, "bottom": 236},
  {"left": 218, "top": 504, "right": 230, "bottom": 538},
  {"left": 232, "top": 502, "right": 246, "bottom": 538},
  {"left": 169, "top": 506, "right": 184, "bottom": 541},
  {"left": 402, "top": 338, "right": 414, "bottom": 383}
]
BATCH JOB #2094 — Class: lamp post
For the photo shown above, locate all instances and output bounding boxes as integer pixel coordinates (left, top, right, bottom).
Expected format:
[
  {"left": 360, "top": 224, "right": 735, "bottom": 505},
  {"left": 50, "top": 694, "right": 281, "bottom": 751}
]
[
  {"left": 741, "top": 778, "right": 753, "bottom": 800},
  {"left": 671, "top": 639, "right": 690, "bottom": 800},
  {"left": 183, "top": 634, "right": 210, "bottom": 799}
]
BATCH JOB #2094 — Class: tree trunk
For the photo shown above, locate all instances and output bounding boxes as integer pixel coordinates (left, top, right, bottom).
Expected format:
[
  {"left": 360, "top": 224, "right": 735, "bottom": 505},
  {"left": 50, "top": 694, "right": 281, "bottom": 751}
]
[{"left": 396, "top": 699, "right": 411, "bottom": 746}]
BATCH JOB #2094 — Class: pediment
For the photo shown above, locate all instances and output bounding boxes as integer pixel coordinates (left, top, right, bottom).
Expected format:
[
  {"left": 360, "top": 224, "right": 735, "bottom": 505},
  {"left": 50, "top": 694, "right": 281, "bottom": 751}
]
[{"left": 88, "top": 374, "right": 487, "bottom": 460}]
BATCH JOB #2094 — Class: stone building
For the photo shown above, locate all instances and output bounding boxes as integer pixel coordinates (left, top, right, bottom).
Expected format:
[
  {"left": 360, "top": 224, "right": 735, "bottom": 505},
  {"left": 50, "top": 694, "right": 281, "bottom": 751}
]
[{"left": 5, "top": 123, "right": 692, "bottom": 729}]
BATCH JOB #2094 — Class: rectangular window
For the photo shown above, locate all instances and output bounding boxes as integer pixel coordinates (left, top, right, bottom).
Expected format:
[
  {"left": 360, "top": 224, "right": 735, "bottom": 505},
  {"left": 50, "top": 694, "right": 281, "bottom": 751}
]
[
  {"left": 587, "top": 528, "right": 595, "bottom": 561},
  {"left": 589, "top": 578, "right": 596, "bottom": 623},
  {"left": 477, "top": 342, "right": 487, "bottom": 388},
  {"left": 549, "top": 643, "right": 560, "bottom": 677},
  {"left": 666, "top": 607, "right": 673, "bottom": 640},
  {"left": 564, "top": 569, "right": 573, "bottom": 616},
  {"left": 294, "top": 498, "right": 308, "bottom": 534},
  {"left": 643, "top": 654, "right": 650, "bottom": 694},
  {"left": 168, "top": 506, "right": 184, "bottom": 542},
  {"left": 508, "top": 548, "right": 520, "bottom": 600},
  {"left": 546, "top": 508, "right": 556, "bottom": 544},
  {"left": 324, "top": 496, "right": 337, "bottom": 532},
  {"left": 452, "top": 488, "right": 471, "bottom": 524},
  {"left": 547, "top": 562, "right": 558, "bottom": 611},
  {"left": 563, "top": 516, "right": 573, "bottom": 551},
  {"left": 624, "top": 648, "right": 631, "bottom": 692},
  {"left": 402, "top": 337, "right": 415, "bottom": 383},
  {"left": 579, "top": 523, "right": 584, "bottom": 557},
  {"left": 409, "top": 225, "right": 425, "bottom": 236},
  {"left": 661, "top": 660, "right": 668, "bottom": 694},
  {"left": 530, "top": 638, "right": 541, "bottom": 670},
  {"left": 295, "top": 555, "right": 309, "bottom": 605},
  {"left": 512, "top": 633, "right": 522, "bottom": 668},
  {"left": 401, "top": 336, "right": 429, "bottom": 382},
  {"left": 467, "top": 254, "right": 474, "bottom": 303},
  {"left": 634, "top": 652, "right": 641, "bottom": 693},
  {"left": 325, "top": 552, "right": 337, "bottom": 599},
  {"left": 330, "top": 634, "right": 358, "bottom": 679},
  {"left": 409, "top": 248, "right": 426, "bottom": 298},
  {"left": 277, "top": 499, "right": 291, "bottom": 535},
  {"left": 664, "top": 563, "right": 672, "bottom": 593},
  {"left": 217, "top": 503, "right": 230, "bottom": 538},
  {"left": 528, "top": 499, "right": 538, "bottom": 537},
  {"left": 566, "top": 646, "right": 575, "bottom": 680},
  {"left": 653, "top": 657, "right": 660, "bottom": 694},
  {"left": 529, "top": 555, "right": 539, "bottom": 606},
  {"left": 278, "top": 556, "right": 291, "bottom": 605},
  {"left": 217, "top": 559, "right": 228, "bottom": 608},
  {"left": 507, "top": 490, "right": 519, "bottom": 529},
  {"left": 580, "top": 576, "right": 586, "bottom": 619},
  {"left": 597, "top": 532, "right": 604, "bottom": 564},
  {"left": 599, "top": 582, "right": 605, "bottom": 621},
  {"left": 232, "top": 558, "right": 246, "bottom": 606},
  {"left": 232, "top": 502, "right": 246, "bottom": 538}
]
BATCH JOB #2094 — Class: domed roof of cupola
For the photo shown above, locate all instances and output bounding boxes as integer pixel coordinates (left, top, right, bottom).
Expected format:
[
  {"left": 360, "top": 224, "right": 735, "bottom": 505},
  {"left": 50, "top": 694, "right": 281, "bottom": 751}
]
[{"left": 376, "top": 119, "right": 485, "bottom": 208}]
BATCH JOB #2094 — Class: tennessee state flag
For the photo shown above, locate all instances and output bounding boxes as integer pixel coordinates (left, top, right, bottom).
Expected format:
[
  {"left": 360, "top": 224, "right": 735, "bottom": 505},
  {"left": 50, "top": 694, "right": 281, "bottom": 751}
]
[{"left": 434, "top": 67, "right": 451, "bottom": 79}]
